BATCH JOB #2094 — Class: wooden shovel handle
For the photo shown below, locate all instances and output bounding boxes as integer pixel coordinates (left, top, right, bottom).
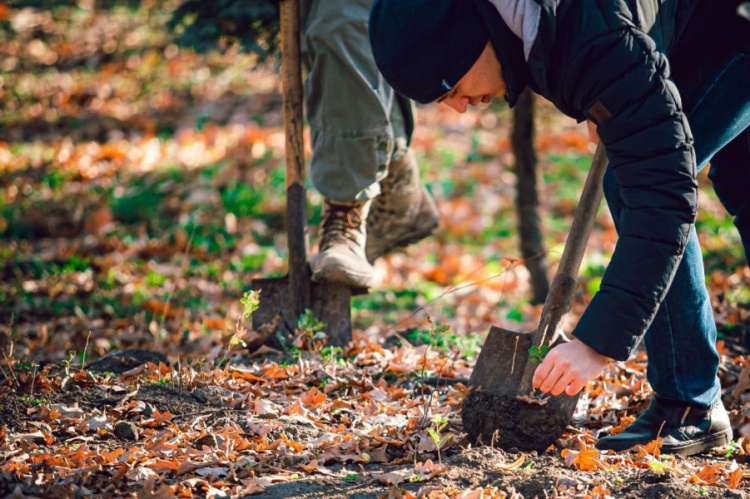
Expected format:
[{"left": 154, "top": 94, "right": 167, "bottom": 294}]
[
  {"left": 280, "top": 0, "right": 305, "bottom": 190},
  {"left": 280, "top": 0, "right": 310, "bottom": 313},
  {"left": 535, "top": 144, "right": 608, "bottom": 348}
]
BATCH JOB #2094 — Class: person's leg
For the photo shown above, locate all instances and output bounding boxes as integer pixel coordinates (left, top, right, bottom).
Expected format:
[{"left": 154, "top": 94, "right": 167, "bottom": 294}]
[
  {"left": 707, "top": 128, "right": 750, "bottom": 264},
  {"left": 301, "top": 0, "right": 409, "bottom": 203},
  {"left": 635, "top": 36, "right": 750, "bottom": 410},
  {"left": 301, "top": 0, "right": 408, "bottom": 287},
  {"left": 602, "top": 170, "right": 721, "bottom": 408},
  {"left": 301, "top": 0, "right": 438, "bottom": 287},
  {"left": 673, "top": 5, "right": 750, "bottom": 262},
  {"left": 596, "top": 32, "right": 749, "bottom": 455}
]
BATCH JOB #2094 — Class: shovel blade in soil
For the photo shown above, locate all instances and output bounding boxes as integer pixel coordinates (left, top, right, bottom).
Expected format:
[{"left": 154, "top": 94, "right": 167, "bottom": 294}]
[
  {"left": 463, "top": 326, "right": 578, "bottom": 451},
  {"left": 250, "top": 275, "right": 354, "bottom": 347},
  {"left": 468, "top": 326, "right": 534, "bottom": 395}
]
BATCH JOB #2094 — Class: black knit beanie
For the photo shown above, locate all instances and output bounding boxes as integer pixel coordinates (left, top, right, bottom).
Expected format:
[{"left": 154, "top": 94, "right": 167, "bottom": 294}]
[{"left": 369, "top": 0, "right": 490, "bottom": 104}]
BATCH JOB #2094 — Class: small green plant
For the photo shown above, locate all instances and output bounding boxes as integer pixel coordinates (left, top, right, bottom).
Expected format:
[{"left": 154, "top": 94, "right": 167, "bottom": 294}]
[
  {"left": 145, "top": 269, "right": 167, "bottom": 288},
  {"left": 297, "top": 309, "right": 326, "bottom": 335},
  {"left": 725, "top": 440, "right": 739, "bottom": 459},
  {"left": 62, "top": 350, "right": 76, "bottom": 377},
  {"left": 17, "top": 362, "right": 34, "bottom": 372},
  {"left": 293, "top": 309, "right": 328, "bottom": 350},
  {"left": 18, "top": 395, "right": 47, "bottom": 406},
  {"left": 528, "top": 345, "right": 549, "bottom": 364},
  {"left": 219, "top": 290, "right": 262, "bottom": 368},
  {"left": 320, "top": 346, "right": 343, "bottom": 365},
  {"left": 427, "top": 415, "right": 450, "bottom": 464},
  {"left": 104, "top": 268, "right": 118, "bottom": 289},
  {"left": 343, "top": 473, "right": 358, "bottom": 481},
  {"left": 647, "top": 458, "right": 670, "bottom": 475},
  {"left": 227, "top": 290, "right": 262, "bottom": 350},
  {"left": 240, "top": 290, "right": 261, "bottom": 322},
  {"left": 290, "top": 347, "right": 301, "bottom": 362}
]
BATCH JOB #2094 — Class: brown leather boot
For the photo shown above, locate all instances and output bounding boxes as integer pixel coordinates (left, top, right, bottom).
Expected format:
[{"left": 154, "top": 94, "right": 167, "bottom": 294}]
[
  {"left": 366, "top": 150, "right": 439, "bottom": 263},
  {"left": 310, "top": 199, "right": 374, "bottom": 288}
]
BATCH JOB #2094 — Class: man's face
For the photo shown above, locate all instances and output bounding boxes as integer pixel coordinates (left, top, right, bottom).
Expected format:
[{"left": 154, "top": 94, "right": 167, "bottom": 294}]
[{"left": 438, "top": 42, "right": 507, "bottom": 113}]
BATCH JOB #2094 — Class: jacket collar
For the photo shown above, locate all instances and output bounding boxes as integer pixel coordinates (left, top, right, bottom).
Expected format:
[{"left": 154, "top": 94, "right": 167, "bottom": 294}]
[{"left": 472, "top": 0, "right": 531, "bottom": 107}]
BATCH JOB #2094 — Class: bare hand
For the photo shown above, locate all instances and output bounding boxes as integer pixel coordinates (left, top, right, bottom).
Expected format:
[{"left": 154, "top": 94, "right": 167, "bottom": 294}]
[{"left": 532, "top": 339, "right": 610, "bottom": 397}]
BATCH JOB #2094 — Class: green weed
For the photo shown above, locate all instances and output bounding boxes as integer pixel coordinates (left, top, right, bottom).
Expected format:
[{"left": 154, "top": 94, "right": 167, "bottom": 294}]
[
  {"left": 18, "top": 395, "right": 47, "bottom": 406},
  {"left": 145, "top": 269, "right": 167, "bottom": 288},
  {"left": 427, "top": 415, "right": 450, "bottom": 464},
  {"left": 528, "top": 345, "right": 549, "bottom": 365}
]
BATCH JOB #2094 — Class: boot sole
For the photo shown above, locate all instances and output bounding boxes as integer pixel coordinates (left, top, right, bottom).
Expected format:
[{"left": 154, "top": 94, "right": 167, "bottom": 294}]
[
  {"left": 597, "top": 427, "right": 733, "bottom": 457},
  {"left": 311, "top": 267, "right": 373, "bottom": 289},
  {"left": 663, "top": 427, "right": 733, "bottom": 456}
]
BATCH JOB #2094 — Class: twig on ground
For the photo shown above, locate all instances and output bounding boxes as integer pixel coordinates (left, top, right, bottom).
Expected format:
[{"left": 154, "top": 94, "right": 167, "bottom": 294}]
[
  {"left": 177, "top": 356, "right": 183, "bottom": 398},
  {"left": 81, "top": 331, "right": 92, "bottom": 369},
  {"left": 2, "top": 351, "right": 20, "bottom": 389},
  {"left": 0, "top": 364, "right": 10, "bottom": 386},
  {"left": 416, "top": 376, "right": 470, "bottom": 386},
  {"left": 173, "top": 407, "right": 247, "bottom": 421},
  {"left": 176, "top": 459, "right": 222, "bottom": 477},
  {"left": 29, "top": 363, "right": 38, "bottom": 398},
  {"left": 417, "top": 316, "right": 436, "bottom": 404}
]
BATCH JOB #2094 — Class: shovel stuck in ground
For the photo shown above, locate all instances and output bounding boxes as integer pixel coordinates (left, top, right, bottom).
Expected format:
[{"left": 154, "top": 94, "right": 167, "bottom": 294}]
[
  {"left": 250, "top": 0, "right": 363, "bottom": 347},
  {"left": 462, "top": 144, "right": 609, "bottom": 451}
]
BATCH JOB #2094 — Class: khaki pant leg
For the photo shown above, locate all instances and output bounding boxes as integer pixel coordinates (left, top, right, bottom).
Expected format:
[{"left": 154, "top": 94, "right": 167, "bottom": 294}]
[{"left": 301, "top": 0, "right": 413, "bottom": 202}]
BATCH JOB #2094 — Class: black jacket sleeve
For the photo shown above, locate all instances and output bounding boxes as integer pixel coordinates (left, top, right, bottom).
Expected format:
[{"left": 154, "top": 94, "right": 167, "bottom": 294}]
[{"left": 562, "top": 27, "right": 699, "bottom": 361}]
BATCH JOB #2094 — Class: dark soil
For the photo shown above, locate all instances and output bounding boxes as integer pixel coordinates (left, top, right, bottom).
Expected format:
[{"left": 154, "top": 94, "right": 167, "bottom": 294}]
[
  {"left": 0, "top": 394, "right": 29, "bottom": 433},
  {"left": 0, "top": 377, "right": 220, "bottom": 433},
  {"left": 462, "top": 390, "right": 575, "bottom": 451},
  {"left": 256, "top": 447, "right": 748, "bottom": 498},
  {"left": 3, "top": 378, "right": 748, "bottom": 499}
]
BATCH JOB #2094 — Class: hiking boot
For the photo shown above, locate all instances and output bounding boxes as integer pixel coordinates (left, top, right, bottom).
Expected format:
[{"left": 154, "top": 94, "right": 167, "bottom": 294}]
[
  {"left": 366, "top": 150, "right": 439, "bottom": 263},
  {"left": 310, "top": 199, "right": 374, "bottom": 288},
  {"left": 595, "top": 396, "right": 733, "bottom": 456}
]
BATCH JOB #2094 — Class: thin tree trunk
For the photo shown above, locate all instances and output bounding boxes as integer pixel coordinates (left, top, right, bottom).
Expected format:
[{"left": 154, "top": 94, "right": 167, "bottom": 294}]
[{"left": 511, "top": 88, "right": 549, "bottom": 304}]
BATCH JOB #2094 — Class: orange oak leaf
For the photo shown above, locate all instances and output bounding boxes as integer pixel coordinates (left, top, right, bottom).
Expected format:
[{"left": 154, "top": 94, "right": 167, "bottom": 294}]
[
  {"left": 300, "top": 387, "right": 326, "bottom": 407},
  {"left": 562, "top": 445, "right": 607, "bottom": 472},
  {"left": 727, "top": 466, "right": 744, "bottom": 489}
]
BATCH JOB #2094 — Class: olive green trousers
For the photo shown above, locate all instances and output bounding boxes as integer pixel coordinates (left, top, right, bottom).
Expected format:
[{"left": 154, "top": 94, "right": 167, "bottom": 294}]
[{"left": 301, "top": 0, "right": 414, "bottom": 202}]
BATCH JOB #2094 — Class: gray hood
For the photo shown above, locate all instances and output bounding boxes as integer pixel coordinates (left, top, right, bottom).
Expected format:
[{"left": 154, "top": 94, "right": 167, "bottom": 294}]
[{"left": 489, "top": 0, "right": 542, "bottom": 60}]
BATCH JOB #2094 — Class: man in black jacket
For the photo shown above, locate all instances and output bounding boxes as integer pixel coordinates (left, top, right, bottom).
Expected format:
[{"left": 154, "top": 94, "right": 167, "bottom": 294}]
[{"left": 369, "top": 0, "right": 750, "bottom": 455}]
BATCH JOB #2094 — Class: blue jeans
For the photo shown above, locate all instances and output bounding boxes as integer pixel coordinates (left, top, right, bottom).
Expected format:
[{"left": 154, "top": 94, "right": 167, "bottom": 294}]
[{"left": 602, "top": 39, "right": 750, "bottom": 407}]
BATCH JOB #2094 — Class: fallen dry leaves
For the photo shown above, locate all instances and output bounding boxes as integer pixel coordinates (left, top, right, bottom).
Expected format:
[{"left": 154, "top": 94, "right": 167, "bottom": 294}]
[
  {"left": 0, "top": 333, "right": 474, "bottom": 496},
  {"left": 1, "top": 3, "right": 749, "bottom": 498}
]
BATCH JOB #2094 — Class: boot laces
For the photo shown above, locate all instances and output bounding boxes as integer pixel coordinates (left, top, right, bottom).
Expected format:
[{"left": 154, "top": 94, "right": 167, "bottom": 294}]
[{"left": 320, "top": 202, "right": 364, "bottom": 248}]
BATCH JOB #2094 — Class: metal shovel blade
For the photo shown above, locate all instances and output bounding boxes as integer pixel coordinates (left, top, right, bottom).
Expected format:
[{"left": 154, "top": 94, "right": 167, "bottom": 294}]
[
  {"left": 461, "top": 145, "right": 609, "bottom": 452},
  {"left": 246, "top": 1, "right": 362, "bottom": 351},
  {"left": 250, "top": 275, "right": 355, "bottom": 347},
  {"left": 461, "top": 326, "right": 578, "bottom": 451}
]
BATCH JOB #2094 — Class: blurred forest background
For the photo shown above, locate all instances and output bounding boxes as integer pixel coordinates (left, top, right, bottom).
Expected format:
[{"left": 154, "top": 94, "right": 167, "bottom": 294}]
[{"left": 1, "top": 0, "right": 746, "bottom": 363}]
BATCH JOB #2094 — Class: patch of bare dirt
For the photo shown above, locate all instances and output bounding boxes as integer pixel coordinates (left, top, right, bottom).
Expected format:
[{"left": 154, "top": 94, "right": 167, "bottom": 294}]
[{"left": 257, "top": 447, "right": 747, "bottom": 498}]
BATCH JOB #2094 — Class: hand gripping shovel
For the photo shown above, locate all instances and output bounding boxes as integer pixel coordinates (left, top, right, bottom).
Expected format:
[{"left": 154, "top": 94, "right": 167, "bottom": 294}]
[
  {"left": 250, "top": 0, "right": 362, "bottom": 347},
  {"left": 462, "top": 144, "right": 608, "bottom": 451}
]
